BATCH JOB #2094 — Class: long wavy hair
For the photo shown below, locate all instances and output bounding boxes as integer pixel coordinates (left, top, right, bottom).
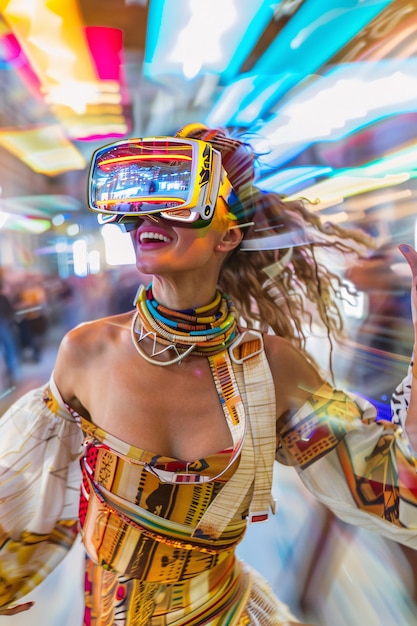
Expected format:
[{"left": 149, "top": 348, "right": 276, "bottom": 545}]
[{"left": 176, "top": 123, "right": 374, "bottom": 365}]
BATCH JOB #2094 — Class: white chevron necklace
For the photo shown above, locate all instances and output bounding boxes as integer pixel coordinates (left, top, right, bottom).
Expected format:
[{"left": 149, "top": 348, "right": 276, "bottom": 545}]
[
  {"left": 131, "top": 313, "right": 195, "bottom": 366},
  {"left": 130, "top": 284, "right": 237, "bottom": 367}
]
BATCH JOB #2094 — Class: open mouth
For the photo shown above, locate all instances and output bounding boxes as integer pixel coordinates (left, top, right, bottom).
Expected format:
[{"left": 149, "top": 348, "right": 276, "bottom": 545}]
[{"left": 139, "top": 231, "right": 172, "bottom": 244}]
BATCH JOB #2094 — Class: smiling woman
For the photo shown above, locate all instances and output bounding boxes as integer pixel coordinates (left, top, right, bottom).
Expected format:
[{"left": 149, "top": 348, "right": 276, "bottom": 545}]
[{"left": 1, "top": 124, "right": 417, "bottom": 626}]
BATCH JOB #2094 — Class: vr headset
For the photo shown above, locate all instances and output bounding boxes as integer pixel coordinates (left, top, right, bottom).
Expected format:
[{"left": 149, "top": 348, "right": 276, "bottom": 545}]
[{"left": 88, "top": 136, "right": 242, "bottom": 230}]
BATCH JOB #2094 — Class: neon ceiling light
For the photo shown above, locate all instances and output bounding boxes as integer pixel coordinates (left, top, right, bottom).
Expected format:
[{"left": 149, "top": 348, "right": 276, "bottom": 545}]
[
  {"left": 253, "top": 59, "right": 417, "bottom": 170},
  {"left": 145, "top": 0, "right": 275, "bottom": 80},
  {"left": 222, "top": 0, "right": 393, "bottom": 127},
  {"left": 259, "top": 166, "right": 333, "bottom": 193},
  {"left": 0, "top": 0, "right": 129, "bottom": 140},
  {"left": 0, "top": 125, "right": 86, "bottom": 175},
  {"left": 284, "top": 143, "right": 417, "bottom": 204},
  {"left": 254, "top": 0, "right": 394, "bottom": 75},
  {"left": 206, "top": 74, "right": 287, "bottom": 128},
  {"left": 0, "top": 0, "right": 101, "bottom": 108},
  {"left": 285, "top": 172, "right": 409, "bottom": 205},
  {"left": 357, "top": 143, "right": 417, "bottom": 178}
]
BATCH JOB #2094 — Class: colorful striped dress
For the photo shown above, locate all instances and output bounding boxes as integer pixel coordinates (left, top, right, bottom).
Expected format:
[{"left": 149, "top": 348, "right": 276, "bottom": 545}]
[{"left": 0, "top": 348, "right": 417, "bottom": 624}]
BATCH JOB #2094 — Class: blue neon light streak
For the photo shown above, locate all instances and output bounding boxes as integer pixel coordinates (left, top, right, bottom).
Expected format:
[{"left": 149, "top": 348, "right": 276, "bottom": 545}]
[{"left": 228, "top": 0, "right": 394, "bottom": 125}]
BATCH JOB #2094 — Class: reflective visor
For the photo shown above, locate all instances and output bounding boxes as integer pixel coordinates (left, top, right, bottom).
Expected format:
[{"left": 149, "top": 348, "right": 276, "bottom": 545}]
[{"left": 88, "top": 137, "right": 223, "bottom": 226}]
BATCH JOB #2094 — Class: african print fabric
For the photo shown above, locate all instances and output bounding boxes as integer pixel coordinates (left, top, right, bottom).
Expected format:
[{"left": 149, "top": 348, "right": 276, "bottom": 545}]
[
  {"left": 277, "top": 381, "right": 417, "bottom": 547},
  {"left": 75, "top": 340, "right": 284, "bottom": 624},
  {"left": 1, "top": 345, "right": 417, "bottom": 622}
]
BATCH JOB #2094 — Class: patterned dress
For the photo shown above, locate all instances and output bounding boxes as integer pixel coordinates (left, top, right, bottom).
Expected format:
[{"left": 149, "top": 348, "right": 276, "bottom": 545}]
[{"left": 0, "top": 343, "right": 416, "bottom": 624}]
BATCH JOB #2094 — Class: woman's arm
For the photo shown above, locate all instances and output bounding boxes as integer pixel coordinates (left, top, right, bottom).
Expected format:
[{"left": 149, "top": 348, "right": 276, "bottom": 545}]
[
  {"left": 269, "top": 305, "right": 417, "bottom": 548},
  {"left": 0, "top": 380, "right": 82, "bottom": 611}
]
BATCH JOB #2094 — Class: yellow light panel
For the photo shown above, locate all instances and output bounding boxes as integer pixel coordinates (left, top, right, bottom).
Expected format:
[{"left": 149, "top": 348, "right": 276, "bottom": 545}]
[{"left": 0, "top": 124, "right": 86, "bottom": 175}]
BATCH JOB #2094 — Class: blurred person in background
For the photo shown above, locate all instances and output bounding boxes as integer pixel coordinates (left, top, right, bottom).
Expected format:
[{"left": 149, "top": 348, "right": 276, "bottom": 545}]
[
  {"left": 1, "top": 124, "right": 417, "bottom": 626},
  {"left": 14, "top": 275, "right": 49, "bottom": 363},
  {"left": 0, "top": 268, "right": 19, "bottom": 390},
  {"left": 343, "top": 242, "right": 413, "bottom": 418},
  {"left": 57, "top": 278, "right": 82, "bottom": 333},
  {"left": 346, "top": 242, "right": 412, "bottom": 357}
]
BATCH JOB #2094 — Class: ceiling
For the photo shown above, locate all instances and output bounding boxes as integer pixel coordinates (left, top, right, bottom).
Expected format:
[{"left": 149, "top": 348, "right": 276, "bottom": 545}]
[{"left": 0, "top": 0, "right": 416, "bottom": 244}]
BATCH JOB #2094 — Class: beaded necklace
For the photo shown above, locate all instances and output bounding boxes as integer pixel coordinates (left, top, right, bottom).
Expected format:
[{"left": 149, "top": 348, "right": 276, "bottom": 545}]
[{"left": 131, "top": 284, "right": 238, "bottom": 366}]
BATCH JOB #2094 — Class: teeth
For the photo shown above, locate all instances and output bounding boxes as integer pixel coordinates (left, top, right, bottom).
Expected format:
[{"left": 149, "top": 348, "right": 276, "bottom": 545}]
[{"left": 140, "top": 232, "right": 170, "bottom": 243}]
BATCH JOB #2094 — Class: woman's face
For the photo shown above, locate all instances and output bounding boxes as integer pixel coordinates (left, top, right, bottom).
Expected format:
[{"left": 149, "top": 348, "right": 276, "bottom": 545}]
[{"left": 129, "top": 200, "right": 234, "bottom": 277}]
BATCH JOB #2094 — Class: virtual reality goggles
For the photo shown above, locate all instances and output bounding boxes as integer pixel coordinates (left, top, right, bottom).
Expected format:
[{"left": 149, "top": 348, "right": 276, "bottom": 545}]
[{"left": 88, "top": 137, "right": 243, "bottom": 229}]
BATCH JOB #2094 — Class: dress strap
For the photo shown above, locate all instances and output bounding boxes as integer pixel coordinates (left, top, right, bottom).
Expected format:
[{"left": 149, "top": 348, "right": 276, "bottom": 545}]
[
  {"left": 193, "top": 331, "right": 276, "bottom": 539},
  {"left": 235, "top": 332, "right": 277, "bottom": 523}
]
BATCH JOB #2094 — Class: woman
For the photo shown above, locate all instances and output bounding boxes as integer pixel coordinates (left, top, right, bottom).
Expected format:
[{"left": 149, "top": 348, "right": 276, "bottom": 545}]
[{"left": 1, "top": 124, "right": 417, "bottom": 625}]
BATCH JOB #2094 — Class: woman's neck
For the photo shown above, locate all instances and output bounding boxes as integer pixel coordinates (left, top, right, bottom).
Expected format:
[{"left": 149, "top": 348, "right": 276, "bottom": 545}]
[{"left": 150, "top": 275, "right": 220, "bottom": 311}]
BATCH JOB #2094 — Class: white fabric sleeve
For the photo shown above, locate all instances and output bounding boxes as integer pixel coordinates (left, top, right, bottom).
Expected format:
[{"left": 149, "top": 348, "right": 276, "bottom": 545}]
[
  {"left": 277, "top": 382, "right": 417, "bottom": 549},
  {"left": 0, "top": 376, "right": 83, "bottom": 607}
]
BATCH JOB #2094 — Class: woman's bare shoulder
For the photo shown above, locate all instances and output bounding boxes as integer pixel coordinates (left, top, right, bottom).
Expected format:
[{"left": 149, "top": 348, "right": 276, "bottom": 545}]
[
  {"left": 55, "top": 313, "right": 132, "bottom": 372},
  {"left": 53, "top": 312, "right": 133, "bottom": 406},
  {"left": 59, "top": 312, "right": 132, "bottom": 360}
]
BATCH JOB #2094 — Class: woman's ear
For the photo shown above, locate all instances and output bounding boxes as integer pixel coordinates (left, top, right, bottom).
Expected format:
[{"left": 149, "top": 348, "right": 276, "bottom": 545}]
[{"left": 215, "top": 226, "right": 243, "bottom": 253}]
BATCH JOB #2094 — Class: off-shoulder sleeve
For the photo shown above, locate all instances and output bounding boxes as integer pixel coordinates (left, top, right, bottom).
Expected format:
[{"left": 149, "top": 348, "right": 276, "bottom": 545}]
[
  {"left": 276, "top": 382, "right": 417, "bottom": 548},
  {"left": 0, "top": 375, "right": 83, "bottom": 608}
]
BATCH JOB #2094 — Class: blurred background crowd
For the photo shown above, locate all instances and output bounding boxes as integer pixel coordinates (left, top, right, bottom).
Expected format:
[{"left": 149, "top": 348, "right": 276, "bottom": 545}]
[{"left": 0, "top": 1, "right": 417, "bottom": 624}]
